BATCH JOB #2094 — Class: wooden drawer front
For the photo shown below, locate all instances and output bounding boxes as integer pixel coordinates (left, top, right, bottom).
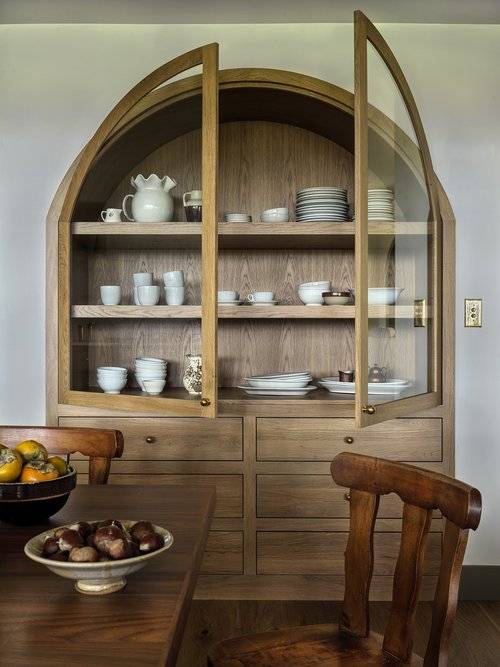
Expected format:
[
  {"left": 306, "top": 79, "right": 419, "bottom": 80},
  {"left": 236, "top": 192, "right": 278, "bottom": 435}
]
[
  {"left": 59, "top": 417, "right": 242, "bottom": 461},
  {"left": 257, "top": 532, "right": 441, "bottom": 576},
  {"left": 257, "top": 475, "right": 404, "bottom": 518},
  {"left": 257, "top": 418, "right": 442, "bottom": 462},
  {"left": 76, "top": 473, "right": 242, "bottom": 518},
  {"left": 201, "top": 532, "right": 243, "bottom": 574}
]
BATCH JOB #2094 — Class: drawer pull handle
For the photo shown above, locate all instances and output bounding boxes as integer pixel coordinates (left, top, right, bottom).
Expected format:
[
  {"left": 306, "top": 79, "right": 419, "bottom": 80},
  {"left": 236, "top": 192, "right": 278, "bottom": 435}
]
[
  {"left": 344, "top": 436, "right": 354, "bottom": 444},
  {"left": 362, "top": 405, "right": 376, "bottom": 415},
  {"left": 344, "top": 493, "right": 351, "bottom": 502},
  {"left": 200, "top": 397, "right": 211, "bottom": 407},
  {"left": 145, "top": 436, "right": 156, "bottom": 444}
]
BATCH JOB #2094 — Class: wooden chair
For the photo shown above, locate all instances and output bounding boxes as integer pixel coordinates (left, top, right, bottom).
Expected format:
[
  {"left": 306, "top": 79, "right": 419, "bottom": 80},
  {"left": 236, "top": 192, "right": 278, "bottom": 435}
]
[
  {"left": 208, "top": 452, "right": 482, "bottom": 667},
  {"left": 0, "top": 425, "right": 124, "bottom": 484}
]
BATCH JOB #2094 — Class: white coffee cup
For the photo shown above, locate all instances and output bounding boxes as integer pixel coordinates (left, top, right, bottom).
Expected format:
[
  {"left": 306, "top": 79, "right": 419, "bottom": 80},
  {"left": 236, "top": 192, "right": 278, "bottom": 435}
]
[
  {"left": 133, "top": 272, "right": 153, "bottom": 287},
  {"left": 218, "top": 290, "right": 239, "bottom": 302},
  {"left": 101, "top": 208, "right": 122, "bottom": 222},
  {"left": 165, "top": 285, "right": 185, "bottom": 306},
  {"left": 100, "top": 285, "right": 121, "bottom": 305},
  {"left": 137, "top": 285, "right": 160, "bottom": 306},
  {"left": 163, "top": 270, "right": 185, "bottom": 286},
  {"left": 183, "top": 190, "right": 202, "bottom": 206},
  {"left": 247, "top": 291, "right": 274, "bottom": 303}
]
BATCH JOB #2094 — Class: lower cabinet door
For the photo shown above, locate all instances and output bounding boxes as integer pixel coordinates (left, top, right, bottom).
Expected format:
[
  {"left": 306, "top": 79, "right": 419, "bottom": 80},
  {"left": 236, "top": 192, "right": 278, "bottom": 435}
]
[
  {"left": 256, "top": 531, "right": 441, "bottom": 576},
  {"left": 201, "top": 532, "right": 244, "bottom": 574}
]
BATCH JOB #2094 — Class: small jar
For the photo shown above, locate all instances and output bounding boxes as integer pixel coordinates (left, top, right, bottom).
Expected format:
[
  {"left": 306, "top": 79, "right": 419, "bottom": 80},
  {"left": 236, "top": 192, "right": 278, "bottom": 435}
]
[{"left": 183, "top": 354, "right": 202, "bottom": 395}]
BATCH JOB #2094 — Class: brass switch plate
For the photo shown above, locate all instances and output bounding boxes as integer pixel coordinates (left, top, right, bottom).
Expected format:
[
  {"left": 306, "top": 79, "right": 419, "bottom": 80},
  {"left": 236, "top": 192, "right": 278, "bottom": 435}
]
[
  {"left": 464, "top": 299, "right": 482, "bottom": 327},
  {"left": 414, "top": 299, "right": 426, "bottom": 327}
]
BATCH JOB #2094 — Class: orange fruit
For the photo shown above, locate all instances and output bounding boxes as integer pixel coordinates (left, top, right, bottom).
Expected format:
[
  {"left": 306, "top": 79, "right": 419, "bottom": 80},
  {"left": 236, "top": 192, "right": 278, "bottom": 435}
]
[
  {"left": 48, "top": 456, "right": 68, "bottom": 476},
  {"left": 20, "top": 461, "right": 59, "bottom": 483},
  {"left": 15, "top": 440, "right": 48, "bottom": 463},
  {"left": 0, "top": 448, "right": 23, "bottom": 483}
]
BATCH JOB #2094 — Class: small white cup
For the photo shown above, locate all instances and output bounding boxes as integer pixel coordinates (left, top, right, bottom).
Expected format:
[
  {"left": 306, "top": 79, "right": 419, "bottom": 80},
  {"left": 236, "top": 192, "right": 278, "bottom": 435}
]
[
  {"left": 101, "top": 208, "right": 122, "bottom": 222},
  {"left": 165, "top": 285, "right": 185, "bottom": 306},
  {"left": 142, "top": 379, "right": 167, "bottom": 396},
  {"left": 163, "top": 270, "right": 185, "bottom": 286},
  {"left": 218, "top": 290, "right": 239, "bottom": 302},
  {"left": 247, "top": 291, "right": 274, "bottom": 303},
  {"left": 133, "top": 272, "right": 153, "bottom": 287},
  {"left": 100, "top": 285, "right": 121, "bottom": 305},
  {"left": 137, "top": 285, "right": 160, "bottom": 306}
]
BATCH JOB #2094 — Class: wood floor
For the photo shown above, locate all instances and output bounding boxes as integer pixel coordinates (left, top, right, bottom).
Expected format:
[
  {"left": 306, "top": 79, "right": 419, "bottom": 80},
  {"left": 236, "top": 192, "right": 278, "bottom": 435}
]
[{"left": 177, "top": 600, "right": 500, "bottom": 666}]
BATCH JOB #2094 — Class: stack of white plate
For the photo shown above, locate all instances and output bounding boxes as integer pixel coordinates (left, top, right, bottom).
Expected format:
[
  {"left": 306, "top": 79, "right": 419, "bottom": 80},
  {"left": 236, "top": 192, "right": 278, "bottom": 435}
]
[
  {"left": 135, "top": 357, "right": 167, "bottom": 392},
  {"left": 238, "top": 371, "right": 317, "bottom": 396},
  {"left": 96, "top": 367, "right": 128, "bottom": 395},
  {"left": 296, "top": 187, "right": 348, "bottom": 222},
  {"left": 368, "top": 188, "right": 394, "bottom": 221},
  {"left": 223, "top": 212, "right": 252, "bottom": 223},
  {"left": 318, "top": 376, "right": 411, "bottom": 395}
]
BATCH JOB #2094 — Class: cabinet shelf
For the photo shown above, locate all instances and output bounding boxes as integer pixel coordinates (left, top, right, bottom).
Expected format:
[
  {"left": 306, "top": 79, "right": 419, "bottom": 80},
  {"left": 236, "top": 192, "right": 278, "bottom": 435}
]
[
  {"left": 71, "top": 304, "right": 418, "bottom": 319},
  {"left": 71, "top": 221, "right": 428, "bottom": 250}
]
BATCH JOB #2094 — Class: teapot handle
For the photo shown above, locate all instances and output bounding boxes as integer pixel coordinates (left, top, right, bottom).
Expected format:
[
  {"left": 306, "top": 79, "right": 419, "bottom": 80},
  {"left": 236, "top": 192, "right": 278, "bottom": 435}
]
[{"left": 122, "top": 194, "right": 134, "bottom": 222}]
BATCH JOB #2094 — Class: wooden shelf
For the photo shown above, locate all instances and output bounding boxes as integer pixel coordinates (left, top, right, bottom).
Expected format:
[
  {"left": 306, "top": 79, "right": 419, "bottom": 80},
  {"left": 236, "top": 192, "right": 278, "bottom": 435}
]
[
  {"left": 71, "top": 304, "right": 417, "bottom": 319},
  {"left": 71, "top": 221, "right": 428, "bottom": 250}
]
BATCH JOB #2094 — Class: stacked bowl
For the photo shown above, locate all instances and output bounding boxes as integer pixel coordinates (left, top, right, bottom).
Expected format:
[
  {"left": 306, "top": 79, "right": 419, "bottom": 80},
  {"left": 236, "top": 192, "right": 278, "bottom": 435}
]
[
  {"left": 134, "top": 357, "right": 167, "bottom": 395},
  {"left": 297, "top": 280, "right": 331, "bottom": 306},
  {"left": 223, "top": 212, "right": 252, "bottom": 223},
  {"left": 97, "top": 367, "right": 128, "bottom": 395},
  {"left": 163, "top": 270, "right": 185, "bottom": 306},
  {"left": 368, "top": 188, "right": 394, "bottom": 221},
  {"left": 296, "top": 187, "right": 349, "bottom": 222}
]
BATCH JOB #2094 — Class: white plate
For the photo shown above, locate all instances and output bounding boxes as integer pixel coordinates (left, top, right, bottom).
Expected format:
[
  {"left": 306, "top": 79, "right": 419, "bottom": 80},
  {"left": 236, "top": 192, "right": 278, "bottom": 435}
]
[
  {"left": 297, "top": 187, "right": 347, "bottom": 194},
  {"left": 238, "top": 385, "right": 318, "bottom": 396},
  {"left": 318, "top": 380, "right": 411, "bottom": 395},
  {"left": 245, "top": 378, "right": 312, "bottom": 388},
  {"left": 247, "top": 372, "right": 312, "bottom": 379}
]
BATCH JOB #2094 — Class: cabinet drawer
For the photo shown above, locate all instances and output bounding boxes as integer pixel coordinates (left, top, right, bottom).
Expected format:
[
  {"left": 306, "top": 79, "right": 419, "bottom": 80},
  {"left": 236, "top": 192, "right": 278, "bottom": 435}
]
[
  {"left": 257, "top": 532, "right": 441, "bottom": 576},
  {"left": 59, "top": 417, "right": 243, "bottom": 461},
  {"left": 75, "top": 472, "right": 243, "bottom": 518},
  {"left": 257, "top": 418, "right": 442, "bottom": 462},
  {"left": 257, "top": 475, "right": 405, "bottom": 518},
  {"left": 201, "top": 532, "right": 243, "bottom": 574}
]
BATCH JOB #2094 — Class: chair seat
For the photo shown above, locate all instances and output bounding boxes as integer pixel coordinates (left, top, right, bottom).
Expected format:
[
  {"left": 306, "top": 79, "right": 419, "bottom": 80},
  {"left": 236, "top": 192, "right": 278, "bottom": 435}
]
[{"left": 208, "top": 624, "right": 423, "bottom": 666}]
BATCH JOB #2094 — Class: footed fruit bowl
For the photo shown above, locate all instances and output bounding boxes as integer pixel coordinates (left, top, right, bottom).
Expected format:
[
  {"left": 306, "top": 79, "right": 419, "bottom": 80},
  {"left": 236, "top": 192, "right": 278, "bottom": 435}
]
[
  {"left": 24, "top": 520, "right": 174, "bottom": 595},
  {"left": 0, "top": 468, "right": 77, "bottom": 525}
]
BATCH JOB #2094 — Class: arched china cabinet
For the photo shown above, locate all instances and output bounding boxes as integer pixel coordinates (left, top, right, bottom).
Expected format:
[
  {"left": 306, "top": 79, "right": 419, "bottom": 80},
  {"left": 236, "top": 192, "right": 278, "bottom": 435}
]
[{"left": 47, "top": 12, "right": 454, "bottom": 599}]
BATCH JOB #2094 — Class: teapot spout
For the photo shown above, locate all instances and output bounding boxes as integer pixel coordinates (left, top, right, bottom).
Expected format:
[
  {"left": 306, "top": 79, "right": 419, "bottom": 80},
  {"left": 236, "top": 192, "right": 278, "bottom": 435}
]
[{"left": 162, "top": 175, "right": 177, "bottom": 192}]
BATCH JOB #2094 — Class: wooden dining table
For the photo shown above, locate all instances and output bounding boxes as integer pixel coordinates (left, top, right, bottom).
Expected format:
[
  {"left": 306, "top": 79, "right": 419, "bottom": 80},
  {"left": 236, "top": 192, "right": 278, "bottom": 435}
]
[{"left": 0, "top": 484, "right": 216, "bottom": 666}]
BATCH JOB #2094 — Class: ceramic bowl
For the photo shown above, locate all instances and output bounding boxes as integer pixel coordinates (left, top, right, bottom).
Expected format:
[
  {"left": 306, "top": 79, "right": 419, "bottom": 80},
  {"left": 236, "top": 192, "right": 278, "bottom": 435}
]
[
  {"left": 367, "top": 288, "right": 403, "bottom": 305},
  {"left": 142, "top": 379, "right": 167, "bottom": 395},
  {"left": 24, "top": 520, "right": 174, "bottom": 595},
  {"left": 0, "top": 469, "right": 77, "bottom": 525},
  {"left": 97, "top": 375, "right": 127, "bottom": 394},
  {"left": 261, "top": 207, "right": 289, "bottom": 223},
  {"left": 298, "top": 288, "right": 324, "bottom": 306},
  {"left": 298, "top": 281, "right": 331, "bottom": 290},
  {"left": 322, "top": 291, "right": 351, "bottom": 306}
]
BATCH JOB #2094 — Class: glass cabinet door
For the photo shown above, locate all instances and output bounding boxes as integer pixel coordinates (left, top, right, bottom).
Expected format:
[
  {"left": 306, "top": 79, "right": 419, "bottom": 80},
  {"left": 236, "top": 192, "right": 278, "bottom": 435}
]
[
  {"left": 59, "top": 44, "right": 219, "bottom": 417},
  {"left": 354, "top": 12, "right": 442, "bottom": 427}
]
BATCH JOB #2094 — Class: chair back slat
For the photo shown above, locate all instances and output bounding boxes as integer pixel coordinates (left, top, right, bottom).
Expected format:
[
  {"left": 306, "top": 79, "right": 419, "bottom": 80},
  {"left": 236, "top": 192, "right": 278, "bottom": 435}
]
[
  {"left": 383, "top": 502, "right": 433, "bottom": 661},
  {"left": 0, "top": 426, "right": 123, "bottom": 484},
  {"left": 423, "top": 521, "right": 469, "bottom": 666},
  {"left": 340, "top": 489, "right": 379, "bottom": 637}
]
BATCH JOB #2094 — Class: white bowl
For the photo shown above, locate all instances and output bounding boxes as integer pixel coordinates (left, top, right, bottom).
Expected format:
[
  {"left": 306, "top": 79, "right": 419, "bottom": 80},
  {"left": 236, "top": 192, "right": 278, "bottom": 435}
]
[
  {"left": 261, "top": 207, "right": 289, "bottom": 223},
  {"left": 135, "top": 357, "right": 166, "bottom": 364},
  {"left": 323, "top": 295, "right": 351, "bottom": 305},
  {"left": 299, "top": 281, "right": 331, "bottom": 290},
  {"left": 24, "top": 520, "right": 173, "bottom": 595},
  {"left": 367, "top": 288, "right": 403, "bottom": 305},
  {"left": 142, "top": 379, "right": 167, "bottom": 395},
  {"left": 97, "top": 366, "right": 127, "bottom": 373},
  {"left": 97, "top": 375, "right": 127, "bottom": 394},
  {"left": 298, "top": 289, "right": 324, "bottom": 306}
]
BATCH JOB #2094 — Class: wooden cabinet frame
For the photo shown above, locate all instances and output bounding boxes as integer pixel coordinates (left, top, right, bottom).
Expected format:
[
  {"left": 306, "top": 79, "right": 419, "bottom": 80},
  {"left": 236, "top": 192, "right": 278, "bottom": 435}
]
[
  {"left": 56, "top": 44, "right": 219, "bottom": 417},
  {"left": 354, "top": 11, "right": 443, "bottom": 427}
]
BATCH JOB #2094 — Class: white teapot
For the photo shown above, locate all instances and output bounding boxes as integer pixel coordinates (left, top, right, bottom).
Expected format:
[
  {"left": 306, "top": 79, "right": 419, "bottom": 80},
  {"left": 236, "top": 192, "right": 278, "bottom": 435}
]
[{"left": 122, "top": 174, "right": 177, "bottom": 223}]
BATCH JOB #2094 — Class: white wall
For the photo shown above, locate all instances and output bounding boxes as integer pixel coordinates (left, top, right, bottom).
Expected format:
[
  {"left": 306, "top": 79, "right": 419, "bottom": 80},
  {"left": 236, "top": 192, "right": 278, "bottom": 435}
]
[{"left": 1, "top": 23, "right": 498, "bottom": 565}]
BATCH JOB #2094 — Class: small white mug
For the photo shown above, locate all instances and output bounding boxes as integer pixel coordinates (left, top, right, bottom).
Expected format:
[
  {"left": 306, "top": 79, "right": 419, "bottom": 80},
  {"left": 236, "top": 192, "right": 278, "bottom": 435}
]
[
  {"left": 183, "top": 190, "right": 202, "bottom": 206},
  {"left": 133, "top": 272, "right": 153, "bottom": 287},
  {"left": 100, "top": 285, "right": 121, "bottom": 305},
  {"left": 165, "top": 285, "right": 185, "bottom": 306},
  {"left": 137, "top": 285, "right": 160, "bottom": 306},
  {"left": 101, "top": 208, "right": 122, "bottom": 222},
  {"left": 218, "top": 290, "right": 239, "bottom": 302},
  {"left": 163, "top": 270, "right": 185, "bottom": 286},
  {"left": 247, "top": 291, "right": 274, "bottom": 303}
]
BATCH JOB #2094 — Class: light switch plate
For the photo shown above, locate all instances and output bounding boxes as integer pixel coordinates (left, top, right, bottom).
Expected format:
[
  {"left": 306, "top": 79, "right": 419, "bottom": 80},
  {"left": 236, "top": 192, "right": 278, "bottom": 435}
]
[{"left": 464, "top": 299, "right": 482, "bottom": 327}]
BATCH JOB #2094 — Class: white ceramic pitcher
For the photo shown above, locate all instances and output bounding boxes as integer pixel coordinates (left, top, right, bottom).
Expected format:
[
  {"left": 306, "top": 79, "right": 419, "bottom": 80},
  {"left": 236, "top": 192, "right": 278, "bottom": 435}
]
[{"left": 122, "top": 174, "right": 177, "bottom": 223}]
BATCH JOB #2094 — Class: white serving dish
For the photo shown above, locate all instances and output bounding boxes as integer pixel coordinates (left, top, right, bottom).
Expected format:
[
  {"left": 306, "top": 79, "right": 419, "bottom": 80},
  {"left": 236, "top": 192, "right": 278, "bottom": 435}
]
[
  {"left": 245, "top": 377, "right": 312, "bottom": 388},
  {"left": 24, "top": 520, "right": 174, "bottom": 595},
  {"left": 238, "top": 385, "right": 317, "bottom": 396},
  {"left": 318, "top": 378, "right": 411, "bottom": 395}
]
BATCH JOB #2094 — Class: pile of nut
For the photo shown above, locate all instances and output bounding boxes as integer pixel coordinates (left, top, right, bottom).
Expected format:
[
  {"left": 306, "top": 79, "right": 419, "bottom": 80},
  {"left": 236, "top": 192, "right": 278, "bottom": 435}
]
[{"left": 41, "top": 520, "right": 164, "bottom": 562}]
